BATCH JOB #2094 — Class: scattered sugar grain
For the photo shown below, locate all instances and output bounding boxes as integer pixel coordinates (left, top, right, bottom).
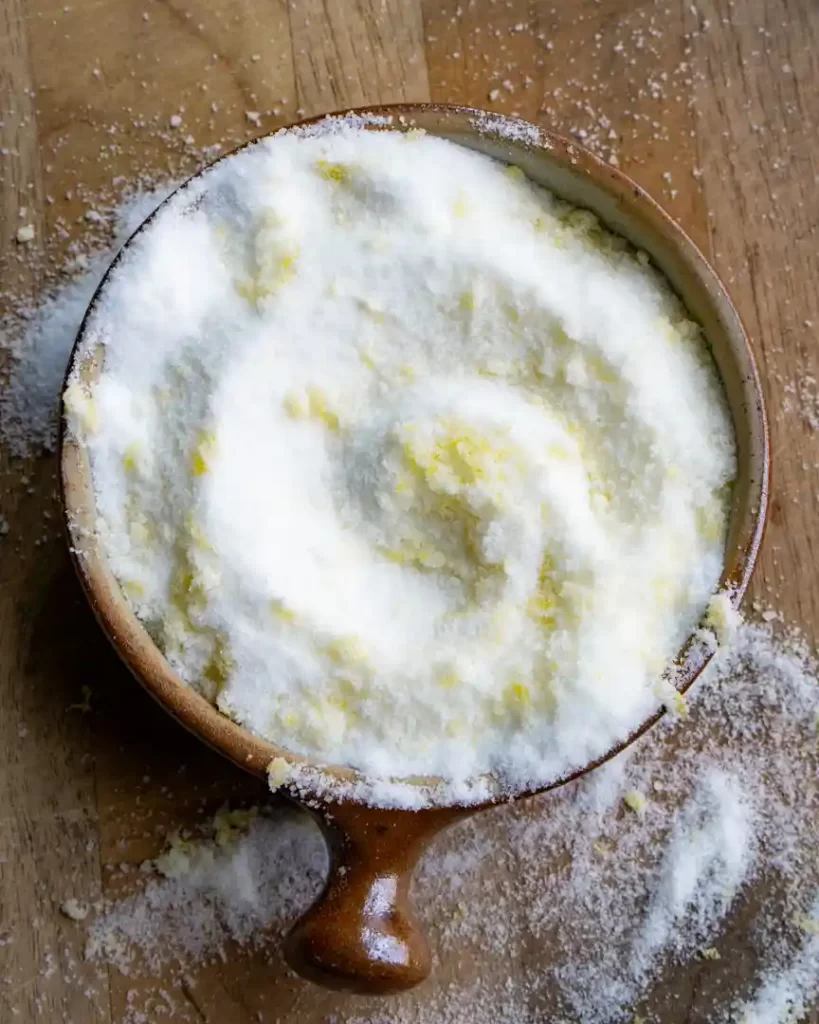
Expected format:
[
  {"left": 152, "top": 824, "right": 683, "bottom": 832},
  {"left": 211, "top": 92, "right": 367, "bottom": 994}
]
[
  {"left": 78, "top": 617, "right": 819, "bottom": 1023},
  {"left": 60, "top": 898, "right": 90, "bottom": 921},
  {"left": 0, "top": 184, "right": 175, "bottom": 456}
]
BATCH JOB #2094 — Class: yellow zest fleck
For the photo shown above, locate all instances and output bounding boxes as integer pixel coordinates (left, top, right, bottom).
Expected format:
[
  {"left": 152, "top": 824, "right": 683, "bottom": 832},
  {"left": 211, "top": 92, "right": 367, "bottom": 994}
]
[
  {"left": 235, "top": 278, "right": 267, "bottom": 305},
  {"left": 403, "top": 419, "right": 516, "bottom": 489},
  {"left": 122, "top": 443, "right": 140, "bottom": 473},
  {"left": 794, "top": 913, "right": 819, "bottom": 935},
  {"left": 399, "top": 364, "right": 416, "bottom": 382},
  {"left": 185, "top": 516, "right": 213, "bottom": 551},
  {"left": 213, "top": 806, "right": 257, "bottom": 846},
  {"left": 504, "top": 164, "right": 526, "bottom": 181},
  {"left": 478, "top": 358, "right": 514, "bottom": 379},
  {"left": 459, "top": 290, "right": 475, "bottom": 312},
  {"left": 593, "top": 838, "right": 612, "bottom": 856},
  {"left": 121, "top": 579, "right": 144, "bottom": 600},
  {"left": 270, "top": 599, "right": 296, "bottom": 623},
  {"left": 267, "top": 757, "right": 292, "bottom": 789},
  {"left": 696, "top": 503, "right": 724, "bottom": 544},
  {"left": 283, "top": 390, "right": 310, "bottom": 418},
  {"left": 668, "top": 688, "right": 688, "bottom": 717},
  {"left": 316, "top": 160, "right": 349, "bottom": 183},
  {"left": 658, "top": 317, "right": 678, "bottom": 345},
  {"left": 527, "top": 554, "right": 560, "bottom": 629},
  {"left": 436, "top": 669, "right": 460, "bottom": 690},
  {"left": 64, "top": 382, "right": 98, "bottom": 434},
  {"left": 334, "top": 675, "right": 365, "bottom": 702},
  {"left": 278, "top": 251, "right": 298, "bottom": 276},
  {"left": 624, "top": 789, "right": 648, "bottom": 814},
  {"left": 705, "top": 593, "right": 741, "bottom": 646},
  {"left": 382, "top": 542, "right": 447, "bottom": 571},
  {"left": 562, "top": 208, "right": 598, "bottom": 234},
  {"left": 453, "top": 195, "right": 468, "bottom": 218},
  {"left": 283, "top": 387, "right": 340, "bottom": 431},
  {"left": 325, "top": 635, "right": 368, "bottom": 666},
  {"left": 587, "top": 354, "right": 618, "bottom": 384},
  {"left": 327, "top": 691, "right": 349, "bottom": 714},
  {"left": 554, "top": 326, "right": 571, "bottom": 347},
  {"left": 503, "top": 680, "right": 531, "bottom": 708},
  {"left": 527, "top": 594, "right": 557, "bottom": 630},
  {"left": 306, "top": 387, "right": 340, "bottom": 431},
  {"left": 203, "top": 643, "right": 233, "bottom": 693},
  {"left": 238, "top": 245, "right": 300, "bottom": 306},
  {"left": 547, "top": 443, "right": 570, "bottom": 462},
  {"left": 502, "top": 302, "right": 520, "bottom": 323},
  {"left": 191, "top": 430, "right": 217, "bottom": 476},
  {"left": 172, "top": 569, "right": 202, "bottom": 607},
  {"left": 700, "top": 947, "right": 722, "bottom": 961},
  {"left": 358, "top": 297, "right": 385, "bottom": 322}
]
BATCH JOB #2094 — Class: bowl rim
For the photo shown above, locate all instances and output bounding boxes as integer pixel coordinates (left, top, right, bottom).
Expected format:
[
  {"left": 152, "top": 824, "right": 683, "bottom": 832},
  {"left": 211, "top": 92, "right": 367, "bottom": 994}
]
[{"left": 59, "top": 102, "right": 770, "bottom": 810}]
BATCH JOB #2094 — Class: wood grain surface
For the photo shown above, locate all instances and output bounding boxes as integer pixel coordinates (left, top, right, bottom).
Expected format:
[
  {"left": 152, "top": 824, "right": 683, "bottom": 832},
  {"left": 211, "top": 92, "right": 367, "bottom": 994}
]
[{"left": 1, "top": 1, "right": 818, "bottom": 1022}]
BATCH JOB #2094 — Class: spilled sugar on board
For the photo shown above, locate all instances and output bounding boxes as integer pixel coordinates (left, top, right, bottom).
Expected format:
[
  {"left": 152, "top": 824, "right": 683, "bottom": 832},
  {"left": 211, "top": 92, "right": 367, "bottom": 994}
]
[{"left": 63, "top": 617, "right": 818, "bottom": 1024}]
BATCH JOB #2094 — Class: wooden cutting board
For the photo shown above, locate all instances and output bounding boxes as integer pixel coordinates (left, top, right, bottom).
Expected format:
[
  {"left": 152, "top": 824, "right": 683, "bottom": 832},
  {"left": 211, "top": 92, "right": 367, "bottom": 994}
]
[{"left": 1, "top": 1, "right": 818, "bottom": 1021}]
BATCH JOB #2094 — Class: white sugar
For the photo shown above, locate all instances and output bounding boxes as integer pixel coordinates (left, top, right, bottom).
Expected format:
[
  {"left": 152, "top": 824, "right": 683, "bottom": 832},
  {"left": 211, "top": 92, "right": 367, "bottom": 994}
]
[
  {"left": 68, "top": 126, "right": 735, "bottom": 803},
  {"left": 0, "top": 185, "right": 174, "bottom": 457},
  {"left": 630, "top": 768, "right": 755, "bottom": 971},
  {"left": 85, "top": 805, "right": 326, "bottom": 974},
  {"left": 79, "top": 617, "right": 819, "bottom": 1023},
  {"left": 737, "top": 900, "right": 819, "bottom": 1024}
]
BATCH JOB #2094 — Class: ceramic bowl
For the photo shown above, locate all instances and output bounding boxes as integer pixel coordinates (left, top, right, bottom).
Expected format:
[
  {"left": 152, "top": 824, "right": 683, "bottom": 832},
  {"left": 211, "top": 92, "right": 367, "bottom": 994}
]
[{"left": 60, "top": 104, "right": 769, "bottom": 996}]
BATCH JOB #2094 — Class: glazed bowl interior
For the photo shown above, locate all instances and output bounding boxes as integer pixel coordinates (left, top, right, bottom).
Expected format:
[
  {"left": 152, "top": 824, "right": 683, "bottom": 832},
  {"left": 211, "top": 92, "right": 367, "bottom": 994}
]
[{"left": 60, "top": 104, "right": 769, "bottom": 806}]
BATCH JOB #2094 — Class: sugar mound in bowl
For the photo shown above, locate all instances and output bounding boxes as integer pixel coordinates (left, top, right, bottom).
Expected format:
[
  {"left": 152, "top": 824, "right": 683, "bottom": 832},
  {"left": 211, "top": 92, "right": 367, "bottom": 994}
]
[{"left": 64, "top": 120, "right": 740, "bottom": 809}]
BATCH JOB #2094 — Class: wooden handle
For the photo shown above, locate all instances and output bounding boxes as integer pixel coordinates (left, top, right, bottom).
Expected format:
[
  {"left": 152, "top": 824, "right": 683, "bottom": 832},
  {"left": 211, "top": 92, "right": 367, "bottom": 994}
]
[{"left": 283, "top": 801, "right": 463, "bottom": 995}]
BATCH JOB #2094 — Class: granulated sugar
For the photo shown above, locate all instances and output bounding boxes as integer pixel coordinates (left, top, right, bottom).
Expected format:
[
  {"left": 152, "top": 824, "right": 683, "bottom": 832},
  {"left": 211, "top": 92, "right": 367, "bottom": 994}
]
[
  {"left": 66, "top": 123, "right": 735, "bottom": 803},
  {"left": 85, "top": 806, "right": 326, "bottom": 974},
  {"left": 0, "top": 185, "right": 175, "bottom": 457},
  {"left": 79, "top": 617, "right": 818, "bottom": 1024},
  {"left": 783, "top": 375, "right": 819, "bottom": 434},
  {"left": 736, "top": 904, "right": 819, "bottom": 1024},
  {"left": 404, "top": 619, "right": 819, "bottom": 1024}
]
